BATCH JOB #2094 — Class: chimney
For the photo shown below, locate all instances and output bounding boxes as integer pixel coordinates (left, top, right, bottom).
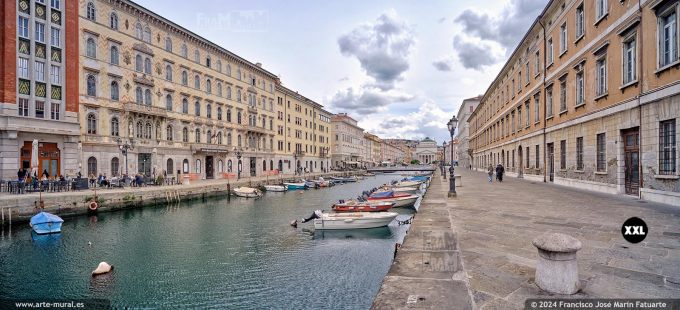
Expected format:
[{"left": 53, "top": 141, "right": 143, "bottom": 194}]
[{"left": 255, "top": 62, "right": 262, "bottom": 67}]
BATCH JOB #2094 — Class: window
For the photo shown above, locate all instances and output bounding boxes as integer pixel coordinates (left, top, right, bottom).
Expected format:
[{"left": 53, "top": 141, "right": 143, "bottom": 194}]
[
  {"left": 226, "top": 109, "right": 232, "bottom": 122},
  {"left": 144, "top": 58, "right": 151, "bottom": 74},
  {"left": 227, "top": 86, "right": 232, "bottom": 99},
  {"left": 194, "top": 50, "right": 200, "bottom": 63},
  {"left": 194, "top": 75, "right": 200, "bottom": 89},
  {"left": 183, "top": 159, "right": 189, "bottom": 173},
  {"left": 136, "top": 121, "right": 143, "bottom": 138},
  {"left": 86, "top": 74, "right": 96, "bottom": 96},
  {"left": 534, "top": 51, "right": 540, "bottom": 76},
  {"left": 18, "top": 16, "right": 29, "bottom": 38},
  {"left": 227, "top": 133, "right": 232, "bottom": 146},
  {"left": 86, "top": 38, "right": 96, "bottom": 58},
  {"left": 165, "top": 65, "right": 172, "bottom": 81},
  {"left": 206, "top": 79, "right": 212, "bottom": 93},
  {"left": 51, "top": 0, "right": 60, "bottom": 9},
  {"left": 165, "top": 37, "right": 172, "bottom": 52},
  {"left": 17, "top": 58, "right": 28, "bottom": 78},
  {"left": 206, "top": 56, "right": 211, "bottom": 68},
  {"left": 181, "top": 44, "right": 188, "bottom": 58},
  {"left": 576, "top": 137, "right": 584, "bottom": 170},
  {"left": 51, "top": 27, "right": 60, "bottom": 47},
  {"left": 575, "top": 4, "right": 584, "bottom": 39},
  {"left": 143, "top": 27, "right": 151, "bottom": 43},
  {"left": 165, "top": 94, "right": 172, "bottom": 111},
  {"left": 110, "top": 13, "right": 118, "bottom": 30},
  {"left": 534, "top": 95, "right": 540, "bottom": 122},
  {"left": 166, "top": 125, "right": 173, "bottom": 141},
  {"left": 535, "top": 145, "right": 540, "bottom": 169},
  {"left": 50, "top": 102, "right": 60, "bottom": 120},
  {"left": 18, "top": 98, "right": 29, "bottom": 116},
  {"left": 206, "top": 104, "right": 212, "bottom": 118},
  {"left": 546, "top": 86, "right": 553, "bottom": 117},
  {"left": 87, "top": 113, "right": 97, "bottom": 134},
  {"left": 658, "top": 8, "right": 677, "bottom": 67},
  {"left": 217, "top": 107, "right": 222, "bottom": 120},
  {"left": 596, "top": 0, "right": 607, "bottom": 20},
  {"left": 110, "top": 81, "right": 119, "bottom": 101},
  {"left": 195, "top": 129, "right": 201, "bottom": 143},
  {"left": 237, "top": 111, "right": 242, "bottom": 124},
  {"left": 596, "top": 57, "right": 607, "bottom": 96},
  {"left": 525, "top": 63, "right": 529, "bottom": 83},
  {"left": 35, "top": 22, "right": 45, "bottom": 43},
  {"left": 217, "top": 60, "right": 222, "bottom": 72},
  {"left": 237, "top": 91, "right": 242, "bottom": 102},
  {"left": 596, "top": 133, "right": 606, "bottom": 172},
  {"left": 49, "top": 65, "right": 60, "bottom": 85},
  {"left": 217, "top": 83, "right": 222, "bottom": 96},
  {"left": 575, "top": 69, "right": 584, "bottom": 105},
  {"left": 87, "top": 157, "right": 97, "bottom": 177},
  {"left": 194, "top": 101, "right": 200, "bottom": 116},
  {"left": 167, "top": 159, "right": 174, "bottom": 175},
  {"left": 110, "top": 158, "right": 119, "bottom": 177},
  {"left": 35, "top": 101, "right": 45, "bottom": 118},
  {"left": 206, "top": 130, "right": 212, "bottom": 143},
  {"left": 110, "top": 46, "right": 119, "bottom": 65},
  {"left": 560, "top": 23, "right": 567, "bottom": 54},
  {"left": 144, "top": 89, "right": 152, "bottom": 106},
  {"left": 182, "top": 98, "right": 189, "bottom": 114},
  {"left": 518, "top": 72, "right": 522, "bottom": 91},
  {"left": 659, "top": 119, "right": 676, "bottom": 175},
  {"left": 195, "top": 159, "right": 201, "bottom": 173},
  {"left": 111, "top": 117, "right": 119, "bottom": 136},
  {"left": 181, "top": 71, "right": 188, "bottom": 86},
  {"left": 135, "top": 87, "right": 143, "bottom": 104},
  {"left": 35, "top": 62, "right": 45, "bottom": 82},
  {"left": 525, "top": 101, "right": 530, "bottom": 127},
  {"left": 559, "top": 78, "right": 567, "bottom": 112},
  {"left": 548, "top": 37, "right": 555, "bottom": 63},
  {"left": 135, "top": 23, "right": 142, "bottom": 39},
  {"left": 623, "top": 35, "right": 637, "bottom": 84},
  {"left": 144, "top": 122, "right": 152, "bottom": 139},
  {"left": 182, "top": 127, "right": 188, "bottom": 142},
  {"left": 227, "top": 65, "right": 232, "bottom": 76},
  {"left": 135, "top": 55, "right": 143, "bottom": 72},
  {"left": 86, "top": 2, "right": 96, "bottom": 21}
]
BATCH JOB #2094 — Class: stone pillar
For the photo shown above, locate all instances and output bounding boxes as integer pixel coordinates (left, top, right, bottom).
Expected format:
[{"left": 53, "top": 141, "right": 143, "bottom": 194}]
[{"left": 532, "top": 232, "right": 582, "bottom": 294}]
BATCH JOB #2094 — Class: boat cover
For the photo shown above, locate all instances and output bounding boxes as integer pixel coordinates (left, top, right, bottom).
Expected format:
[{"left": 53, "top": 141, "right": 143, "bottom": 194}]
[
  {"left": 30, "top": 212, "right": 64, "bottom": 225},
  {"left": 370, "top": 191, "right": 394, "bottom": 198}
]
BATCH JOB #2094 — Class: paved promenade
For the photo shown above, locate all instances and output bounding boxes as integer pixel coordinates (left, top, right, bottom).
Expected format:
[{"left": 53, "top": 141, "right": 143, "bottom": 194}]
[{"left": 452, "top": 169, "right": 680, "bottom": 309}]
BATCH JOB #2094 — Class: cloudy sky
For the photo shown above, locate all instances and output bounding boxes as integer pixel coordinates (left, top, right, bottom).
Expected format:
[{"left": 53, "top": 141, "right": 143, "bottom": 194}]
[{"left": 136, "top": 0, "right": 547, "bottom": 144}]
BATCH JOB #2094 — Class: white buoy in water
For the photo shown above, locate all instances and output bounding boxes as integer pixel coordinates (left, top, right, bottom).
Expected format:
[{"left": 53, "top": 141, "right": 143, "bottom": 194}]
[{"left": 92, "top": 262, "right": 113, "bottom": 276}]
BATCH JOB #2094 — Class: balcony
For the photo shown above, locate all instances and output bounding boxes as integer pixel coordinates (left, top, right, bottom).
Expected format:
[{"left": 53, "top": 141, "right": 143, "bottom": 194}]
[
  {"left": 294, "top": 150, "right": 306, "bottom": 157},
  {"left": 126, "top": 103, "right": 167, "bottom": 118},
  {"left": 248, "top": 106, "right": 258, "bottom": 114}
]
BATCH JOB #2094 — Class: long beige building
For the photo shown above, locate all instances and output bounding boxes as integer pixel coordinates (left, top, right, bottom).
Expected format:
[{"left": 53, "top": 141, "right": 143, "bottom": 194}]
[
  {"left": 469, "top": 0, "right": 680, "bottom": 205},
  {"left": 331, "top": 113, "right": 365, "bottom": 168}
]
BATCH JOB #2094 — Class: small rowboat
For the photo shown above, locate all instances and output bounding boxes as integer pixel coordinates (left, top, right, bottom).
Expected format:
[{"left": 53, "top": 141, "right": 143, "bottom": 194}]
[
  {"left": 232, "top": 187, "right": 263, "bottom": 198},
  {"left": 367, "top": 191, "right": 419, "bottom": 207},
  {"left": 302, "top": 211, "right": 399, "bottom": 230},
  {"left": 264, "top": 185, "right": 286, "bottom": 192},
  {"left": 30, "top": 212, "right": 64, "bottom": 234},
  {"left": 331, "top": 200, "right": 394, "bottom": 212},
  {"left": 284, "top": 182, "right": 308, "bottom": 190}
]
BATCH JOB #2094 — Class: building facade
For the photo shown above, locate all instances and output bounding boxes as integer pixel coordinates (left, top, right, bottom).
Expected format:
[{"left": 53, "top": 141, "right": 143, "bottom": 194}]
[
  {"left": 383, "top": 138, "right": 416, "bottom": 163},
  {"left": 455, "top": 96, "right": 481, "bottom": 168},
  {"left": 331, "top": 113, "right": 364, "bottom": 168},
  {"left": 414, "top": 137, "right": 438, "bottom": 164},
  {"left": 443, "top": 139, "right": 459, "bottom": 166},
  {"left": 1, "top": 0, "right": 80, "bottom": 180},
  {"left": 364, "top": 132, "right": 381, "bottom": 167},
  {"left": 469, "top": 0, "right": 680, "bottom": 205},
  {"left": 380, "top": 140, "right": 405, "bottom": 164}
]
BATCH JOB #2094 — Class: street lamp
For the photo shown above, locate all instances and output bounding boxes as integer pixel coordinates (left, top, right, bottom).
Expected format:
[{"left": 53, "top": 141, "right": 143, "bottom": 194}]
[
  {"left": 234, "top": 147, "right": 242, "bottom": 180},
  {"left": 447, "top": 116, "right": 458, "bottom": 197},
  {"left": 117, "top": 137, "right": 135, "bottom": 184},
  {"left": 293, "top": 151, "right": 299, "bottom": 175}
]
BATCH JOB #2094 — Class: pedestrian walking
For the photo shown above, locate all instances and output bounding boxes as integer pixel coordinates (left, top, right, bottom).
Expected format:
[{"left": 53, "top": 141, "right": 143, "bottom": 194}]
[
  {"left": 495, "top": 163, "right": 505, "bottom": 182},
  {"left": 487, "top": 164, "right": 494, "bottom": 182}
]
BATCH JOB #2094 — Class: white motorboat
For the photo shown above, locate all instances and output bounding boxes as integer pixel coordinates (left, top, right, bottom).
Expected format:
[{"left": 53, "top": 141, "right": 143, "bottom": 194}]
[
  {"left": 393, "top": 180, "right": 423, "bottom": 188},
  {"left": 232, "top": 187, "right": 263, "bottom": 198},
  {"left": 264, "top": 185, "right": 286, "bottom": 192},
  {"left": 367, "top": 191, "right": 419, "bottom": 207},
  {"left": 304, "top": 211, "right": 399, "bottom": 230},
  {"left": 375, "top": 186, "right": 419, "bottom": 195}
]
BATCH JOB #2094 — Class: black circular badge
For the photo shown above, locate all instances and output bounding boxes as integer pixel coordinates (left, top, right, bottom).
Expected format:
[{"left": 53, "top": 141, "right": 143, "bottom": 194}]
[{"left": 621, "top": 217, "right": 648, "bottom": 244}]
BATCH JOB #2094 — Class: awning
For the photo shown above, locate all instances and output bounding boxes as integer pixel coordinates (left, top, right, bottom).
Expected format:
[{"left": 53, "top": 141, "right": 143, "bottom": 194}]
[{"left": 344, "top": 161, "right": 359, "bottom": 165}]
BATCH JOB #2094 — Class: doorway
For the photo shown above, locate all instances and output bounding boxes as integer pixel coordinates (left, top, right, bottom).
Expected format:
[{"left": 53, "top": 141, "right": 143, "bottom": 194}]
[
  {"left": 206, "top": 156, "right": 214, "bottom": 179},
  {"left": 249, "top": 157, "right": 256, "bottom": 177},
  {"left": 138, "top": 153, "right": 152, "bottom": 177},
  {"left": 623, "top": 128, "right": 640, "bottom": 195},
  {"left": 547, "top": 143, "right": 554, "bottom": 182}
]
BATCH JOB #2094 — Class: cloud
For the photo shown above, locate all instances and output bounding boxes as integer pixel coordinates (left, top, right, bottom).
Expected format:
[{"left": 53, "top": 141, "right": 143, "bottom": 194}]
[
  {"left": 337, "top": 11, "right": 416, "bottom": 90},
  {"left": 452, "top": 35, "right": 502, "bottom": 70},
  {"left": 328, "top": 86, "right": 415, "bottom": 114},
  {"left": 432, "top": 58, "right": 454, "bottom": 72},
  {"left": 358, "top": 101, "right": 453, "bottom": 142},
  {"left": 437, "top": 17, "right": 447, "bottom": 23}
]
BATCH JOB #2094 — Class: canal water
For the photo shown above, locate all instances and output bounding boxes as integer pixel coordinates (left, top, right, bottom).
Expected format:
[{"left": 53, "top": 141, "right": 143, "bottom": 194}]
[{"left": 0, "top": 174, "right": 416, "bottom": 309}]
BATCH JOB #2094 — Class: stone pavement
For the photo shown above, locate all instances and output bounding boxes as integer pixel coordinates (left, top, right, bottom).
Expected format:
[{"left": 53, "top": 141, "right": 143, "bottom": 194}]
[
  {"left": 450, "top": 169, "right": 680, "bottom": 309},
  {"left": 372, "top": 171, "right": 475, "bottom": 310}
]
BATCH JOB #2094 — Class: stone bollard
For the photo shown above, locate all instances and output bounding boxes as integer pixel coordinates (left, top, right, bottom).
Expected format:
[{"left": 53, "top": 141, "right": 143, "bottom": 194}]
[{"left": 532, "top": 232, "right": 582, "bottom": 294}]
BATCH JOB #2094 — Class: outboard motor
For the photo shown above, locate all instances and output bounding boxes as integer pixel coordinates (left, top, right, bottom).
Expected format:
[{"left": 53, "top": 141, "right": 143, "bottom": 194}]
[{"left": 301, "top": 210, "right": 322, "bottom": 223}]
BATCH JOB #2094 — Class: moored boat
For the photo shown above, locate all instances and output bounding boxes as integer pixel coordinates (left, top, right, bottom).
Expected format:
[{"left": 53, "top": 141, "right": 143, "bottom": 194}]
[
  {"left": 30, "top": 212, "right": 64, "bottom": 234},
  {"left": 367, "top": 191, "right": 419, "bottom": 207},
  {"left": 232, "top": 187, "right": 263, "bottom": 198},
  {"left": 264, "top": 185, "right": 286, "bottom": 192},
  {"left": 375, "top": 186, "right": 419, "bottom": 195},
  {"left": 331, "top": 200, "right": 394, "bottom": 212},
  {"left": 283, "top": 182, "right": 308, "bottom": 190},
  {"left": 302, "top": 210, "right": 399, "bottom": 230}
]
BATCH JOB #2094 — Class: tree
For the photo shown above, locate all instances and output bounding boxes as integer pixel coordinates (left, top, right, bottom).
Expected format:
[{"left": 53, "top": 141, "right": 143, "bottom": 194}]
[{"left": 410, "top": 159, "right": 420, "bottom": 165}]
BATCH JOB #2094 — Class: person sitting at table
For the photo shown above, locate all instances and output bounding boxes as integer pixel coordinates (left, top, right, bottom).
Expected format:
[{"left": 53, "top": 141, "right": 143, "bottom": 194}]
[
  {"left": 135, "top": 174, "right": 143, "bottom": 187},
  {"left": 99, "top": 174, "right": 110, "bottom": 187},
  {"left": 42, "top": 169, "right": 49, "bottom": 180}
]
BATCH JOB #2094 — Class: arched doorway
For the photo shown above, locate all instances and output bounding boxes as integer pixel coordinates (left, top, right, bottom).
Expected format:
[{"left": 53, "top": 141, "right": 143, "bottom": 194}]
[
  {"left": 278, "top": 160, "right": 283, "bottom": 172},
  {"left": 517, "top": 145, "right": 523, "bottom": 178}
]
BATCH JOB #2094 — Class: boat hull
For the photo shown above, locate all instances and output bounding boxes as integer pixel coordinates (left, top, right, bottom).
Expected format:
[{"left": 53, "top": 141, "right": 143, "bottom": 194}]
[
  {"left": 368, "top": 196, "right": 418, "bottom": 207},
  {"left": 30, "top": 222, "right": 63, "bottom": 234},
  {"left": 232, "top": 187, "right": 262, "bottom": 198},
  {"left": 313, "top": 212, "right": 398, "bottom": 230},
  {"left": 332, "top": 202, "right": 394, "bottom": 212},
  {"left": 284, "top": 183, "right": 307, "bottom": 190},
  {"left": 264, "top": 185, "right": 286, "bottom": 192}
]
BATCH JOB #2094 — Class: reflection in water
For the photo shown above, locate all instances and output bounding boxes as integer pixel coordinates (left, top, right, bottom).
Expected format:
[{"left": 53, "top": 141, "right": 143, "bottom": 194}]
[{"left": 313, "top": 226, "right": 394, "bottom": 240}]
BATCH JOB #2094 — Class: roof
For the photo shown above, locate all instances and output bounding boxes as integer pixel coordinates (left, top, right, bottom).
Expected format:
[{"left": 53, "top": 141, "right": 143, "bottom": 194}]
[{"left": 421, "top": 137, "right": 435, "bottom": 143}]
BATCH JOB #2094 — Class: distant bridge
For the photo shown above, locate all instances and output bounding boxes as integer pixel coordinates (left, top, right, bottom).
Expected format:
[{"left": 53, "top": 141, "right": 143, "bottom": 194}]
[{"left": 366, "top": 165, "right": 436, "bottom": 172}]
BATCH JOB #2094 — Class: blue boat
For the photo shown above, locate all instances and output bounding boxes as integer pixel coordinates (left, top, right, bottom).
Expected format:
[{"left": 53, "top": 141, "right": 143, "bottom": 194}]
[
  {"left": 30, "top": 212, "right": 64, "bottom": 234},
  {"left": 283, "top": 182, "right": 308, "bottom": 190}
]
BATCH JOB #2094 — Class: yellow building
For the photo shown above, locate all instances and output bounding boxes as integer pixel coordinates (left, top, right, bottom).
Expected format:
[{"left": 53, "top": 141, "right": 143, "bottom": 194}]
[
  {"left": 275, "top": 85, "right": 332, "bottom": 174},
  {"left": 78, "top": 0, "right": 279, "bottom": 180}
]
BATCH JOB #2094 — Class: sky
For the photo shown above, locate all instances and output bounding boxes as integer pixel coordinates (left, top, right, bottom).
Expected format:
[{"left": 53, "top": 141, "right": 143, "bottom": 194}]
[{"left": 135, "top": 0, "right": 548, "bottom": 144}]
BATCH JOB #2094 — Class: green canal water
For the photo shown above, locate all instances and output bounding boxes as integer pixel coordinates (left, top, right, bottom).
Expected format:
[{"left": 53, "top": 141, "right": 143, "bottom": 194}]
[{"left": 0, "top": 175, "right": 417, "bottom": 309}]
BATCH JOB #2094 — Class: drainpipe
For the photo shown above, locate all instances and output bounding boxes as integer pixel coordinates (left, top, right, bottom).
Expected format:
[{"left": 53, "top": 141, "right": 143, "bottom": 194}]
[
  {"left": 539, "top": 18, "right": 547, "bottom": 183},
  {"left": 637, "top": 1, "right": 643, "bottom": 198}
]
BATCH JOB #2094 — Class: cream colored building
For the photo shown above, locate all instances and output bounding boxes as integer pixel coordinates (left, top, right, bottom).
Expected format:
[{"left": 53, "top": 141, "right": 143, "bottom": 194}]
[
  {"left": 469, "top": 0, "right": 680, "bottom": 205},
  {"left": 380, "top": 141, "right": 405, "bottom": 164},
  {"left": 455, "top": 96, "right": 480, "bottom": 168},
  {"left": 364, "top": 133, "right": 382, "bottom": 167},
  {"left": 331, "top": 113, "right": 364, "bottom": 168},
  {"left": 79, "top": 0, "right": 278, "bottom": 180},
  {"left": 414, "top": 137, "right": 438, "bottom": 164}
]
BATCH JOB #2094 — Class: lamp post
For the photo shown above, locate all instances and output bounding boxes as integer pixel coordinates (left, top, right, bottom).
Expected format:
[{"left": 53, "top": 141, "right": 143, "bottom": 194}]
[
  {"left": 447, "top": 116, "right": 459, "bottom": 197},
  {"left": 234, "top": 147, "right": 242, "bottom": 180},
  {"left": 116, "top": 137, "right": 135, "bottom": 185},
  {"left": 293, "top": 151, "right": 299, "bottom": 175}
]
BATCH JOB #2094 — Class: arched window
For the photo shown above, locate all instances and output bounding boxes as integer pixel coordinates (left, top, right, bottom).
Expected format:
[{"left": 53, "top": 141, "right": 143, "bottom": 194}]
[
  {"left": 166, "top": 125, "right": 173, "bottom": 141},
  {"left": 237, "top": 68, "right": 241, "bottom": 80},
  {"left": 181, "top": 43, "right": 188, "bottom": 58},
  {"left": 167, "top": 159, "right": 174, "bottom": 175},
  {"left": 195, "top": 159, "right": 201, "bottom": 173},
  {"left": 226, "top": 109, "right": 232, "bottom": 122},
  {"left": 86, "top": 38, "right": 96, "bottom": 58},
  {"left": 217, "top": 60, "right": 222, "bottom": 72},
  {"left": 217, "top": 132, "right": 223, "bottom": 144},
  {"left": 194, "top": 50, "right": 200, "bottom": 63},
  {"left": 86, "top": 113, "right": 97, "bottom": 134},
  {"left": 181, "top": 71, "right": 188, "bottom": 85},
  {"left": 135, "top": 23, "right": 142, "bottom": 39},
  {"left": 206, "top": 56, "right": 211, "bottom": 67},
  {"left": 110, "top": 81, "right": 119, "bottom": 101},
  {"left": 145, "top": 122, "right": 152, "bottom": 139},
  {"left": 87, "top": 157, "right": 97, "bottom": 177},
  {"left": 217, "top": 107, "right": 222, "bottom": 120},
  {"left": 206, "top": 104, "right": 212, "bottom": 118},
  {"left": 183, "top": 159, "right": 189, "bottom": 173},
  {"left": 195, "top": 128, "right": 201, "bottom": 143},
  {"left": 270, "top": 160, "right": 274, "bottom": 171},
  {"left": 206, "top": 79, "right": 212, "bottom": 93},
  {"left": 165, "top": 65, "right": 172, "bottom": 81},
  {"left": 237, "top": 134, "right": 242, "bottom": 147},
  {"left": 217, "top": 82, "right": 222, "bottom": 96},
  {"left": 206, "top": 130, "right": 212, "bottom": 143},
  {"left": 236, "top": 91, "right": 241, "bottom": 102},
  {"left": 136, "top": 121, "right": 143, "bottom": 138},
  {"left": 135, "top": 55, "right": 142, "bottom": 72},
  {"left": 228, "top": 159, "right": 233, "bottom": 172},
  {"left": 86, "top": 75, "right": 96, "bottom": 96},
  {"left": 109, "top": 12, "right": 118, "bottom": 29},
  {"left": 194, "top": 75, "right": 200, "bottom": 89},
  {"left": 263, "top": 160, "right": 266, "bottom": 172},
  {"left": 135, "top": 87, "right": 143, "bottom": 104},
  {"left": 144, "top": 89, "right": 152, "bottom": 106},
  {"left": 194, "top": 101, "right": 200, "bottom": 116},
  {"left": 111, "top": 157, "right": 119, "bottom": 176},
  {"left": 143, "top": 26, "right": 151, "bottom": 43},
  {"left": 110, "top": 46, "right": 119, "bottom": 65},
  {"left": 262, "top": 117, "right": 266, "bottom": 128},
  {"left": 110, "top": 117, "right": 119, "bottom": 136},
  {"left": 165, "top": 94, "right": 172, "bottom": 111},
  {"left": 227, "top": 132, "right": 232, "bottom": 146},
  {"left": 226, "top": 65, "right": 232, "bottom": 76},
  {"left": 165, "top": 37, "right": 172, "bottom": 52},
  {"left": 226, "top": 86, "right": 232, "bottom": 99},
  {"left": 182, "top": 98, "right": 189, "bottom": 114},
  {"left": 182, "top": 127, "right": 188, "bottom": 142},
  {"left": 144, "top": 58, "right": 151, "bottom": 74},
  {"left": 86, "top": 2, "right": 96, "bottom": 21},
  {"left": 237, "top": 111, "right": 242, "bottom": 124}
]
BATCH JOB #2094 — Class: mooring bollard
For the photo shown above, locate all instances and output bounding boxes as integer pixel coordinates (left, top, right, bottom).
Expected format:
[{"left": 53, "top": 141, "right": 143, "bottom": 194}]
[{"left": 532, "top": 232, "right": 582, "bottom": 294}]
